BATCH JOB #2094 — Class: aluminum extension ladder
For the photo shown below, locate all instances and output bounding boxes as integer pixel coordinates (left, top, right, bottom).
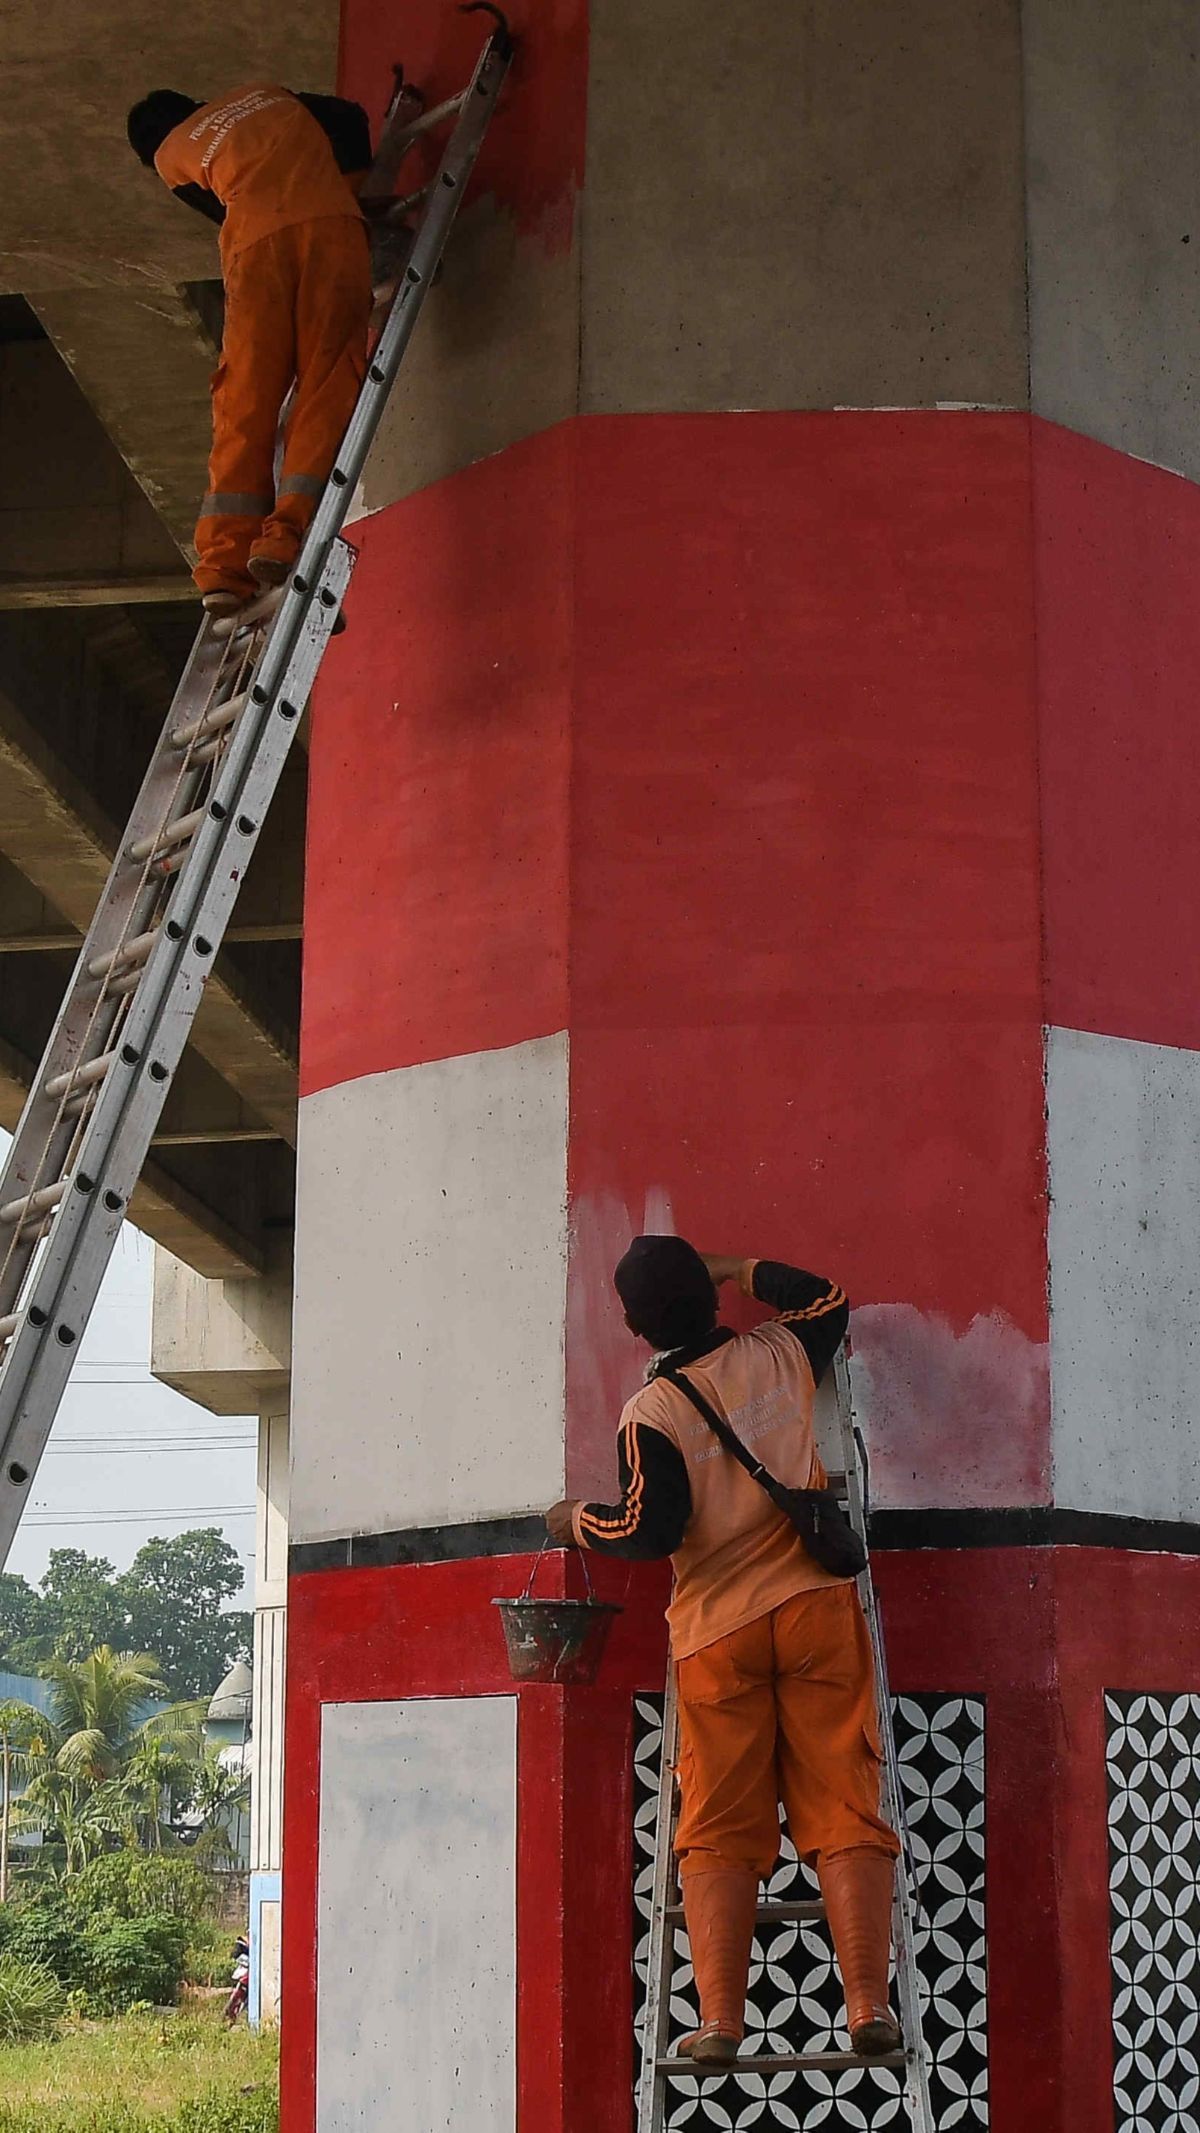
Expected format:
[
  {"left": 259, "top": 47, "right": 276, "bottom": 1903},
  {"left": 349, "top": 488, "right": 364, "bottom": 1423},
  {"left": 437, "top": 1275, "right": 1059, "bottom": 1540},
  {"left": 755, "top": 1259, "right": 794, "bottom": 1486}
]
[
  {"left": 0, "top": 7, "right": 514, "bottom": 1570},
  {"left": 636, "top": 1348, "right": 936, "bottom": 2133}
]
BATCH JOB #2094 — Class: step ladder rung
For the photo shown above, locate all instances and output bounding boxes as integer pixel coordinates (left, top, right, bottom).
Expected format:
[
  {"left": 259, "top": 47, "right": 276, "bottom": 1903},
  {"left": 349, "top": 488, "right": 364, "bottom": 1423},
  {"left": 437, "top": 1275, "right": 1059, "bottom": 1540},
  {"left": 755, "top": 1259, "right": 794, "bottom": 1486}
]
[
  {"left": 188, "top": 735, "right": 224, "bottom": 767},
  {"left": 103, "top": 967, "right": 144, "bottom": 998},
  {"left": 386, "top": 186, "right": 431, "bottom": 219},
  {"left": 658, "top": 2049, "right": 908, "bottom": 2076},
  {"left": 664, "top": 1898, "right": 826, "bottom": 1925},
  {"left": 45, "top": 1051, "right": 116, "bottom": 1102},
  {"left": 388, "top": 87, "right": 469, "bottom": 152},
  {"left": 87, "top": 930, "right": 157, "bottom": 983},
  {"left": 0, "top": 1179, "right": 67, "bottom": 1228},
  {"left": 209, "top": 584, "right": 285, "bottom": 641},
  {"left": 128, "top": 808, "right": 204, "bottom": 866},
  {"left": 170, "top": 689, "right": 248, "bottom": 751}
]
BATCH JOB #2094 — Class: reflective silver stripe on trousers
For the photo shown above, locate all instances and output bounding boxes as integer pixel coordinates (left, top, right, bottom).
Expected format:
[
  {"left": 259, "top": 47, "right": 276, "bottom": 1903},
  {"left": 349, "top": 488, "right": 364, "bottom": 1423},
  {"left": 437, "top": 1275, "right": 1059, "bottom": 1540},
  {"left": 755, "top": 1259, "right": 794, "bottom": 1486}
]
[
  {"left": 277, "top": 473, "right": 326, "bottom": 499},
  {"left": 199, "top": 491, "right": 273, "bottom": 517}
]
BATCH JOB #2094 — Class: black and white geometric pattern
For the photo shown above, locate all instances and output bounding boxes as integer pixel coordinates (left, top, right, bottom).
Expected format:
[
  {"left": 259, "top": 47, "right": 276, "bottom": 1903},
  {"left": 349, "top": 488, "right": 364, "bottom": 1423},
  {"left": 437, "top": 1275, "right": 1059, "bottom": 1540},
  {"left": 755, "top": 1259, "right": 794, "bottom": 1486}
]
[
  {"left": 633, "top": 1692, "right": 987, "bottom": 2130},
  {"left": 1107, "top": 1693, "right": 1200, "bottom": 2133}
]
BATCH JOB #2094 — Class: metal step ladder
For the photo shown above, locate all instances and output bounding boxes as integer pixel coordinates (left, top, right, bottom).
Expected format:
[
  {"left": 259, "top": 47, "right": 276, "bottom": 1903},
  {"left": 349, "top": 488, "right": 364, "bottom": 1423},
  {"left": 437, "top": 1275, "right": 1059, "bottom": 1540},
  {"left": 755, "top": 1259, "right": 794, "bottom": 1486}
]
[
  {"left": 636, "top": 1347, "right": 936, "bottom": 2132},
  {"left": 0, "top": 6, "right": 514, "bottom": 1570}
]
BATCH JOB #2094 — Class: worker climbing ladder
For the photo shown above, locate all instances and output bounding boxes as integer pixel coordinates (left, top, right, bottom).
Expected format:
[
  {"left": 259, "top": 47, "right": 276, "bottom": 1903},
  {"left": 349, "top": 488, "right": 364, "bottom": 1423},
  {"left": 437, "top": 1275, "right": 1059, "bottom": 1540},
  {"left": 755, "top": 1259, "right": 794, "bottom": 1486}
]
[
  {"left": 636, "top": 1348, "right": 937, "bottom": 2133},
  {"left": 0, "top": 8, "right": 514, "bottom": 1571}
]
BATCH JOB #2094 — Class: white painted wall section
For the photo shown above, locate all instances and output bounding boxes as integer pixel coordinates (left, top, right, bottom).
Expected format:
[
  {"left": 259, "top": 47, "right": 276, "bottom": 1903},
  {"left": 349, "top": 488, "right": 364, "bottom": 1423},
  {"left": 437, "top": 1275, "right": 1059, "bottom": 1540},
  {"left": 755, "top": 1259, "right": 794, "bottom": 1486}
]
[
  {"left": 1047, "top": 1025, "right": 1200, "bottom": 1520},
  {"left": 291, "top": 1035, "right": 568, "bottom": 1542},
  {"left": 316, "top": 1698, "right": 517, "bottom": 2133}
]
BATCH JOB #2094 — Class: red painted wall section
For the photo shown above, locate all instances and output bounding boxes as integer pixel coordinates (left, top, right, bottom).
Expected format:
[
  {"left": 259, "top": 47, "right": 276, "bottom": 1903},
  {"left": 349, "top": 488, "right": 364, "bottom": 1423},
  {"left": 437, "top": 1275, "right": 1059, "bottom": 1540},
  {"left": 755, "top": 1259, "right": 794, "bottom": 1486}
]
[
  {"left": 281, "top": 1545, "right": 1200, "bottom": 2132},
  {"left": 338, "top": 0, "right": 587, "bottom": 253},
  {"left": 301, "top": 424, "right": 574, "bottom": 1097},
  {"left": 304, "top": 412, "right": 1048, "bottom": 1504},
  {"left": 1035, "top": 419, "right": 1200, "bottom": 1051},
  {"left": 562, "top": 413, "right": 1048, "bottom": 1509}
]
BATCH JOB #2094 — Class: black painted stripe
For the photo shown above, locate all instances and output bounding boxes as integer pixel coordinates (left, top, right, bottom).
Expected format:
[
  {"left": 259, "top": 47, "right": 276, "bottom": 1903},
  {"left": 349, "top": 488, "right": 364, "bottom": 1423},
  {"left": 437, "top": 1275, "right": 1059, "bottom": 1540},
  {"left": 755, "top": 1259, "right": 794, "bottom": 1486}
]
[
  {"left": 869, "top": 1507, "right": 1200, "bottom": 1555},
  {"left": 290, "top": 1505, "right": 1200, "bottom": 1576},
  {"left": 290, "top": 1514, "right": 546, "bottom": 1576}
]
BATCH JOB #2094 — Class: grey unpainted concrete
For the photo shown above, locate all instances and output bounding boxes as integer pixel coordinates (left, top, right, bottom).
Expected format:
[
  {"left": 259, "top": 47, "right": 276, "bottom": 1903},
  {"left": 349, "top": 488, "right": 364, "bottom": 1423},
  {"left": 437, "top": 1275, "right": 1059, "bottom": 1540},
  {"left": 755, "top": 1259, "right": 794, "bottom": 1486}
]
[
  {"left": 581, "top": 0, "right": 1029, "bottom": 416},
  {"left": 0, "top": 0, "right": 336, "bottom": 297},
  {"left": 1025, "top": 0, "right": 1200, "bottom": 483},
  {"left": 1047, "top": 1025, "right": 1200, "bottom": 1523}
]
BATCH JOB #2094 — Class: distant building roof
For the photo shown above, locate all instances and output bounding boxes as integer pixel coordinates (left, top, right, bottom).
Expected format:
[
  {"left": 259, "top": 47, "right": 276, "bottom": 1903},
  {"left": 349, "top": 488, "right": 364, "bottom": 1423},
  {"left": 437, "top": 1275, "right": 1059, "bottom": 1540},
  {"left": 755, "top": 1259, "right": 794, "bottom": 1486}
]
[
  {"left": 0, "top": 1670, "right": 53, "bottom": 1714},
  {"left": 207, "top": 1658, "right": 252, "bottom": 1723}
]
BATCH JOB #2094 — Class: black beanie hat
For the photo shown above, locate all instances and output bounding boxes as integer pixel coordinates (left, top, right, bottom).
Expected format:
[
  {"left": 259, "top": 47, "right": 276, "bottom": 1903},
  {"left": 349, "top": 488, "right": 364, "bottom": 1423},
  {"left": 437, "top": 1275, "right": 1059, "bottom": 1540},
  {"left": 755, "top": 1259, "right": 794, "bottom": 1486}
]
[
  {"left": 127, "top": 91, "right": 202, "bottom": 167},
  {"left": 614, "top": 1235, "right": 715, "bottom": 1346}
]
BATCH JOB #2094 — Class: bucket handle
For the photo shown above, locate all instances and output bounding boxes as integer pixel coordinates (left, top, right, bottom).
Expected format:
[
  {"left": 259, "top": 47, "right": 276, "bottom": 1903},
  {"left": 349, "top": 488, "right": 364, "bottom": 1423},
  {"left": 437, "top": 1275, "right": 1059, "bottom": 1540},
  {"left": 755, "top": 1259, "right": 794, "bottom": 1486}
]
[{"left": 521, "top": 1532, "right": 596, "bottom": 1601}]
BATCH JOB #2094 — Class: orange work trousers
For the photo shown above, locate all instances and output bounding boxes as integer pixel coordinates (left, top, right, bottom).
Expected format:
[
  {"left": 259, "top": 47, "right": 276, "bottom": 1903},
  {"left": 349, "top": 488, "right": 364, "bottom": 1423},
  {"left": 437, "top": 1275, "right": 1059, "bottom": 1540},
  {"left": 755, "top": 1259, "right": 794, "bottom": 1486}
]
[
  {"left": 674, "top": 1584, "right": 900, "bottom": 1883},
  {"left": 196, "top": 216, "right": 372, "bottom": 599}
]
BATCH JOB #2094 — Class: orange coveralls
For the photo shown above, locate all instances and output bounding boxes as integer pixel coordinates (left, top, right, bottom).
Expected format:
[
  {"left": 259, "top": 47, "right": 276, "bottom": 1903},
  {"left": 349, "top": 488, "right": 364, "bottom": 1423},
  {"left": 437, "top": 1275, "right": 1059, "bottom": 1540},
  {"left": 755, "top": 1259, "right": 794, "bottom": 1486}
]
[
  {"left": 155, "top": 86, "right": 372, "bottom": 600},
  {"left": 575, "top": 1261, "right": 898, "bottom": 1882}
]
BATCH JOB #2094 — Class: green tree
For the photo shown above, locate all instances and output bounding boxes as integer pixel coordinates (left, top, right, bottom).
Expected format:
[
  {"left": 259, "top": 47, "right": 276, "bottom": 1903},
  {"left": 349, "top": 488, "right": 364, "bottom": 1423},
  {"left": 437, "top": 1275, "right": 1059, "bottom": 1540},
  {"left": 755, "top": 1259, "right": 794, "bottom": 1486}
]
[
  {"left": 0, "top": 1533, "right": 250, "bottom": 1701},
  {"left": 13, "top": 1650, "right": 206, "bottom": 1872},
  {"left": 0, "top": 1575, "right": 42, "bottom": 1669},
  {"left": 117, "top": 1529, "right": 250, "bottom": 1699},
  {"left": 187, "top": 1751, "right": 250, "bottom": 1868},
  {"left": 120, "top": 1735, "right": 193, "bottom": 1851},
  {"left": 35, "top": 1551, "right": 130, "bottom": 1663},
  {"left": 41, "top": 1648, "right": 166, "bottom": 1780}
]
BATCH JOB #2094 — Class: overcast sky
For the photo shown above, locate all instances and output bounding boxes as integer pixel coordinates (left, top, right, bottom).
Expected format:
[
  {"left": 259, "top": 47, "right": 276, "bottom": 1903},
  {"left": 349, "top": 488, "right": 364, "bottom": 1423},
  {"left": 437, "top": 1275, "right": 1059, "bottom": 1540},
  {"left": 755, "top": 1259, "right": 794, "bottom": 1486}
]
[{"left": 3, "top": 1151, "right": 256, "bottom": 1600}]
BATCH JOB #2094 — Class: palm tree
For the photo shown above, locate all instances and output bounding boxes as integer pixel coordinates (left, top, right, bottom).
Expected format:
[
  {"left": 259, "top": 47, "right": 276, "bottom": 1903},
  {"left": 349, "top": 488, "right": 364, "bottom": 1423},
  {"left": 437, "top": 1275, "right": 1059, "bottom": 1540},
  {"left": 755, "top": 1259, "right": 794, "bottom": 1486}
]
[
  {"left": 0, "top": 1698, "right": 47, "bottom": 1901},
  {"left": 120, "top": 1736, "right": 192, "bottom": 1852},
  {"left": 40, "top": 1648, "right": 166, "bottom": 1782},
  {"left": 187, "top": 1752, "right": 250, "bottom": 1867}
]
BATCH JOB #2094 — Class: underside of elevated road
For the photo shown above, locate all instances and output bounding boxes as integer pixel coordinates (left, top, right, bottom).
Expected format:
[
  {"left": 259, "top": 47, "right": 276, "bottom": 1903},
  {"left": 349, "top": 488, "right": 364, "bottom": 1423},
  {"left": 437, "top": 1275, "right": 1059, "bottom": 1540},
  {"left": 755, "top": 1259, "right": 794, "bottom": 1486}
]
[{"left": 0, "top": 0, "right": 339, "bottom": 1277}]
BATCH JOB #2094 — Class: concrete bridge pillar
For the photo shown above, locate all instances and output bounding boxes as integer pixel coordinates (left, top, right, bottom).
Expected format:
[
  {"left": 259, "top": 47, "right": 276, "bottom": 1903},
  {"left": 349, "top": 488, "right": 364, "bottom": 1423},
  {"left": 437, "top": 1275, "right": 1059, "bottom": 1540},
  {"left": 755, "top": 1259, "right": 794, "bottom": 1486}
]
[{"left": 281, "top": 6, "right": 1200, "bottom": 2128}]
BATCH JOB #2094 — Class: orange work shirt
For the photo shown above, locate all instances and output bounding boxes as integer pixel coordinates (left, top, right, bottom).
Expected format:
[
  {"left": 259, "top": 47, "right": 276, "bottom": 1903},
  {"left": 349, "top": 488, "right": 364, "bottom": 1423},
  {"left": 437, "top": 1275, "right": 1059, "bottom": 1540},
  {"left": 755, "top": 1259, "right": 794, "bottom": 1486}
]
[
  {"left": 581, "top": 1314, "right": 843, "bottom": 1660},
  {"left": 154, "top": 85, "right": 362, "bottom": 265}
]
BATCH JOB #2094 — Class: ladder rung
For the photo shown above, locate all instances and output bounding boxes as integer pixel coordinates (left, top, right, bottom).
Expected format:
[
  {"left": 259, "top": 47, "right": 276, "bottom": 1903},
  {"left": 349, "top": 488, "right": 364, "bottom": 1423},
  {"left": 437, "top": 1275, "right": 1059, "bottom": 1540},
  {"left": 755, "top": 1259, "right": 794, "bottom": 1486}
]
[
  {"left": 385, "top": 186, "right": 430, "bottom": 219},
  {"left": 387, "top": 87, "right": 469, "bottom": 151},
  {"left": 45, "top": 1051, "right": 115, "bottom": 1102},
  {"left": 0, "top": 1312, "right": 20, "bottom": 1341},
  {"left": 128, "top": 808, "right": 204, "bottom": 865},
  {"left": 87, "top": 930, "right": 157, "bottom": 982},
  {"left": 658, "top": 2050, "right": 907, "bottom": 2075},
  {"left": 209, "top": 584, "right": 285, "bottom": 640},
  {"left": 664, "top": 1898, "right": 826, "bottom": 1925},
  {"left": 0, "top": 1179, "right": 68, "bottom": 1227},
  {"left": 170, "top": 689, "right": 248, "bottom": 750}
]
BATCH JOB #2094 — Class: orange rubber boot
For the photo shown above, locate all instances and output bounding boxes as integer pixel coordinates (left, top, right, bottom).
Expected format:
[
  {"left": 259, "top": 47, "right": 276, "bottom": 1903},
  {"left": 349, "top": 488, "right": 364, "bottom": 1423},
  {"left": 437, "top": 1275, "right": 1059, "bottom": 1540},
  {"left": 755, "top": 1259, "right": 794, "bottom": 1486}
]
[
  {"left": 676, "top": 1866, "right": 759, "bottom": 2070},
  {"left": 818, "top": 1847, "right": 901, "bottom": 2057}
]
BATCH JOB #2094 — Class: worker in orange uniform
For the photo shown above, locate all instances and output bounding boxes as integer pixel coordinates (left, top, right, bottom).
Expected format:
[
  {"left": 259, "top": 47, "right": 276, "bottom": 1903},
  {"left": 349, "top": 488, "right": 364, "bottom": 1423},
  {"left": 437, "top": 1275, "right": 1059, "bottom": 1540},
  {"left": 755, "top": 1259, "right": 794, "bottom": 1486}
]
[
  {"left": 545, "top": 1235, "right": 901, "bottom": 2070},
  {"left": 126, "top": 86, "right": 375, "bottom": 616}
]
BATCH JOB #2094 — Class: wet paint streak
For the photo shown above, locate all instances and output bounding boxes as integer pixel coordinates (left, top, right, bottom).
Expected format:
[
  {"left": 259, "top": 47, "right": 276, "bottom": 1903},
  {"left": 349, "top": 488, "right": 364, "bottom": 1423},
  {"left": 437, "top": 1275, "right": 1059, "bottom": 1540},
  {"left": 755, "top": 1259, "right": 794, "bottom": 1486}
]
[
  {"left": 339, "top": 0, "right": 588, "bottom": 253},
  {"left": 564, "top": 1184, "right": 677, "bottom": 1499},
  {"left": 850, "top": 1301, "right": 1050, "bottom": 1509}
]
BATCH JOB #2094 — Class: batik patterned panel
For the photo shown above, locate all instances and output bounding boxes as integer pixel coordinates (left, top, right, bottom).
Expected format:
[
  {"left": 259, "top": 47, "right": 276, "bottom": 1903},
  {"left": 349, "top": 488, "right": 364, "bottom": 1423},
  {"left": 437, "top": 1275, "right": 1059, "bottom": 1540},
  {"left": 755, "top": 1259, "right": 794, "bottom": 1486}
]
[
  {"left": 632, "top": 1692, "right": 987, "bottom": 2129},
  {"left": 1107, "top": 1692, "right": 1200, "bottom": 2133}
]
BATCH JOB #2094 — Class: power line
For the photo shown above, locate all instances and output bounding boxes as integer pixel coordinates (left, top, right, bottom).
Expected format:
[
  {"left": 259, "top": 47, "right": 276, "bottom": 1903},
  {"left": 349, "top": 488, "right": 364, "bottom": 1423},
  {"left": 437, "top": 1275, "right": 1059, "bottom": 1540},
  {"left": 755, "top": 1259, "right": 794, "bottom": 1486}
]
[
  {"left": 44, "top": 1446, "right": 257, "bottom": 1458},
  {"left": 47, "top": 1431, "right": 255, "bottom": 1445},
  {"left": 22, "top": 1505, "right": 255, "bottom": 1526}
]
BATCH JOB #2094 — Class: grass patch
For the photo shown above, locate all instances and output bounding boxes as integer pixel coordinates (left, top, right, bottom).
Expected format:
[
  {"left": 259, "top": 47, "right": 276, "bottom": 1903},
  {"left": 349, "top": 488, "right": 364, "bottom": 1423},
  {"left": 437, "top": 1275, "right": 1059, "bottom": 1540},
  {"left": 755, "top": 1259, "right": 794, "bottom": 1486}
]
[{"left": 0, "top": 2004, "right": 277, "bottom": 2132}]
